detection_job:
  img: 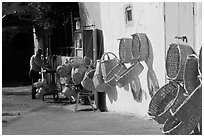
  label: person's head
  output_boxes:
[35,49,42,55]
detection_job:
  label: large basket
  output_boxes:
[116,62,144,88]
[131,33,149,61]
[81,69,96,91]
[93,60,111,92]
[162,85,202,134]
[104,62,127,87]
[162,108,201,135]
[148,81,179,117]
[101,52,119,79]
[119,38,133,63]
[166,43,195,81]
[184,54,200,94]
[154,84,187,124]
[72,65,87,85]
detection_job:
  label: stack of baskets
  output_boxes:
[148,43,202,135]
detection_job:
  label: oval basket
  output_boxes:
[101,52,119,79]
[104,62,127,87]
[166,43,195,81]
[131,33,149,61]
[81,69,96,91]
[184,54,200,94]
[72,65,87,85]
[119,38,133,63]
[62,85,76,98]
[148,81,179,117]
[116,62,144,88]
[154,84,188,124]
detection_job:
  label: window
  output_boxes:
[125,4,133,26]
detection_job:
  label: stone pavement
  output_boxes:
[2,86,163,135]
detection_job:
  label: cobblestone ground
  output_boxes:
[2,86,162,135]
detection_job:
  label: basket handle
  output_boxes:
[101,52,118,61]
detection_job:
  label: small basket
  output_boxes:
[166,43,195,81]
[56,64,72,77]
[154,84,188,124]
[184,54,200,94]
[118,38,133,63]
[72,65,87,85]
[101,52,119,79]
[81,69,96,91]
[84,56,92,67]
[70,56,85,68]
[131,33,149,61]
[62,85,76,98]
[93,60,111,92]
[148,81,179,117]
[147,68,160,97]
[104,62,127,87]
[116,62,144,88]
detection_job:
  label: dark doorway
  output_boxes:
[2,32,34,87]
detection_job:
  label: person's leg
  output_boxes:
[29,70,41,99]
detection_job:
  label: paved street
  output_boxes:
[2,86,163,135]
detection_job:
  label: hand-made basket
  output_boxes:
[116,62,144,88]
[104,62,127,87]
[166,43,195,81]
[131,33,149,61]
[101,52,119,79]
[148,81,179,117]
[147,68,160,97]
[56,64,72,77]
[93,60,111,92]
[154,84,188,124]
[184,54,200,94]
[119,38,133,63]
[72,65,87,85]
[162,85,202,135]
[84,56,92,67]
[81,69,96,91]
[70,56,85,68]
[162,108,201,135]
[62,85,76,98]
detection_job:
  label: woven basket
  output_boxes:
[116,62,144,88]
[84,56,92,67]
[199,47,202,74]
[132,33,149,61]
[70,56,85,68]
[62,85,76,98]
[104,62,127,87]
[184,54,200,94]
[145,37,154,68]
[163,108,202,135]
[148,81,179,117]
[119,38,133,63]
[101,52,119,79]
[81,69,96,91]
[93,60,111,92]
[154,84,188,124]
[56,64,72,77]
[166,43,195,81]
[72,65,87,85]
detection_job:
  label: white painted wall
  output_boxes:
[99,2,165,117]
[82,2,202,117]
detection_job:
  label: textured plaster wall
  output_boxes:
[98,2,165,117]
